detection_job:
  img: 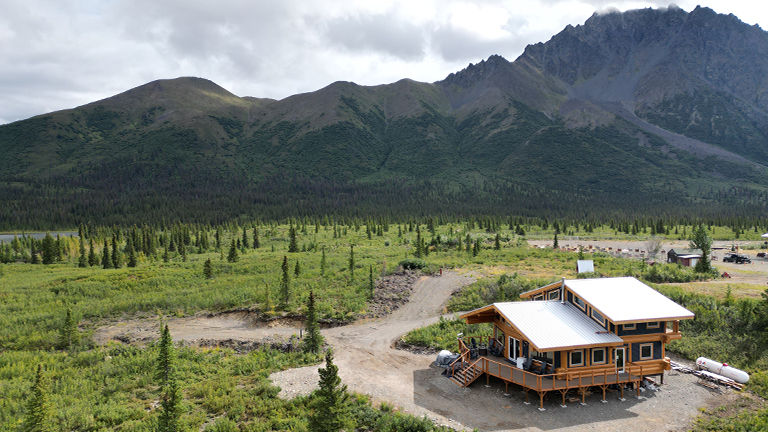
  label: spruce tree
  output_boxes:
[127,240,137,268]
[57,308,79,351]
[102,240,112,269]
[294,260,301,277]
[308,350,351,432]
[203,258,213,279]
[553,233,559,249]
[88,238,97,266]
[253,228,260,249]
[41,233,55,265]
[156,324,174,387]
[320,247,326,277]
[348,244,355,281]
[242,227,249,249]
[163,245,170,263]
[494,233,501,250]
[111,234,121,268]
[78,235,87,267]
[280,256,290,308]
[227,239,238,263]
[303,291,323,354]
[288,225,298,253]
[23,364,54,432]
[369,265,374,298]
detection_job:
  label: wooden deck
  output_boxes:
[448,338,645,409]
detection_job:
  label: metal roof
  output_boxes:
[494,301,623,351]
[564,277,695,323]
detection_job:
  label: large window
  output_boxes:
[569,350,584,366]
[639,343,654,360]
[591,348,606,364]
[573,295,586,310]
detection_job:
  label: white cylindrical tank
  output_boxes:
[696,357,750,383]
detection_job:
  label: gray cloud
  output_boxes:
[0,0,763,124]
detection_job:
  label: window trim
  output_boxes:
[573,295,587,311]
[591,309,606,326]
[591,348,606,365]
[639,343,654,360]
[533,294,544,301]
[622,323,636,331]
[547,290,560,301]
[569,349,585,367]
[646,322,661,329]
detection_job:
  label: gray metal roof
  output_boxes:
[494,301,623,351]
[565,277,695,323]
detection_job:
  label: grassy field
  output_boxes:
[1,222,763,430]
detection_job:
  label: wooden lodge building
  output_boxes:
[451,277,694,409]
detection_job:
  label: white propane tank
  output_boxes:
[696,357,750,384]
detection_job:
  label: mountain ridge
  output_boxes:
[2,5,768,228]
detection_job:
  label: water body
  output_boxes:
[0,232,77,242]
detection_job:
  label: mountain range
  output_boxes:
[3,5,768,228]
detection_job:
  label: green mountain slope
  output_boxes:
[2,6,768,228]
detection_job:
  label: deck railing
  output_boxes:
[454,336,645,392]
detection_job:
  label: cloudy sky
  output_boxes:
[1,0,767,124]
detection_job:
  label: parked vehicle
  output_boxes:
[723,253,751,264]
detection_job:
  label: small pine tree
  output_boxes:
[348,244,355,281]
[308,350,352,432]
[227,239,238,263]
[294,260,301,277]
[102,240,112,269]
[203,258,213,279]
[369,265,374,298]
[57,308,79,351]
[494,233,501,250]
[156,324,174,387]
[553,233,559,249]
[127,241,137,268]
[78,235,87,268]
[320,247,327,277]
[303,291,323,354]
[288,225,298,253]
[253,228,260,249]
[242,227,249,249]
[280,256,290,308]
[472,239,480,257]
[111,234,122,268]
[41,233,55,265]
[23,364,54,432]
[163,245,170,263]
[87,238,97,266]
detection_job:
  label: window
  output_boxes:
[533,294,544,301]
[573,295,586,310]
[532,350,554,362]
[647,322,661,329]
[547,290,560,300]
[591,309,606,326]
[622,323,636,331]
[569,350,584,366]
[592,348,606,364]
[639,343,654,360]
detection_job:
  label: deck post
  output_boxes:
[523,389,530,405]
[660,373,664,385]
[600,385,607,403]
[559,389,568,408]
[538,391,546,411]
[505,381,509,393]
[619,384,625,401]
[580,387,587,406]
[486,374,489,386]
[635,381,640,398]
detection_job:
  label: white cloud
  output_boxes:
[0,0,766,124]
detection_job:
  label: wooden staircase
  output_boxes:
[449,361,484,387]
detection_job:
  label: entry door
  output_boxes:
[508,336,519,361]
[615,347,626,373]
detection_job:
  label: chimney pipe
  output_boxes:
[560,277,565,304]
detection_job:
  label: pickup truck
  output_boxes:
[723,253,751,264]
